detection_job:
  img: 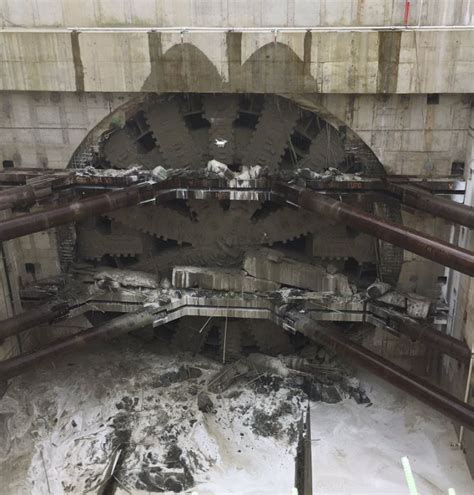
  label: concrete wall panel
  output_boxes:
[397,31,474,93]
[79,32,151,91]
[1,29,472,93]
[1,0,473,28]
[0,92,134,168]
[0,32,76,91]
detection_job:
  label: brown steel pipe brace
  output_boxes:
[0,182,162,241]
[297,319,474,431]
[0,302,69,342]
[0,180,473,276]
[370,303,472,364]
[387,182,474,229]
[0,310,155,380]
[276,183,474,277]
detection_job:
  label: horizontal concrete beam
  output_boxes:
[1,0,472,29]
[0,28,473,93]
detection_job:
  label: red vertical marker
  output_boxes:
[403,1,411,26]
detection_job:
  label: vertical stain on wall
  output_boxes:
[226,32,242,91]
[303,31,312,78]
[377,31,401,93]
[145,31,163,90]
[71,31,85,92]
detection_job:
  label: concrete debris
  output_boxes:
[376,289,431,319]
[376,290,407,308]
[78,165,147,179]
[206,159,235,179]
[296,168,323,180]
[366,281,392,298]
[172,266,280,292]
[197,392,214,413]
[160,277,172,290]
[0,340,310,494]
[207,361,250,393]
[247,353,291,377]
[243,248,352,295]
[406,293,432,319]
[94,268,159,289]
[206,160,264,181]
[325,263,339,275]
[294,167,362,182]
[235,165,264,180]
[151,165,169,182]
[74,163,363,187]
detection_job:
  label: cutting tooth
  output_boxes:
[145,97,202,169]
[242,96,299,172]
[102,129,141,169]
[300,124,345,171]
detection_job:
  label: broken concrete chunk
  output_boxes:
[207,159,235,179]
[376,290,407,308]
[79,165,145,178]
[406,293,431,319]
[296,168,323,180]
[335,274,354,296]
[197,392,214,413]
[326,263,339,275]
[367,281,392,298]
[235,165,264,180]
[247,353,291,377]
[172,266,280,292]
[94,268,159,289]
[376,290,431,319]
[243,248,350,295]
[207,362,250,393]
[151,165,169,182]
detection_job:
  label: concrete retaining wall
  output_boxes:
[0,29,473,93]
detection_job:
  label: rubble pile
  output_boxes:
[74,161,369,186]
[0,335,370,494]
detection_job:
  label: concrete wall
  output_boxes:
[0,29,473,93]
[0,0,472,28]
[0,92,135,169]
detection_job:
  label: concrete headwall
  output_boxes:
[0,28,473,93]
[0,0,472,28]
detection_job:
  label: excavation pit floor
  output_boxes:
[310,372,474,494]
[0,336,307,494]
[0,335,473,494]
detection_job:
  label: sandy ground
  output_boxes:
[1,333,473,495]
[311,372,474,495]
[0,336,305,495]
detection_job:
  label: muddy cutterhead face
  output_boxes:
[76,93,401,287]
